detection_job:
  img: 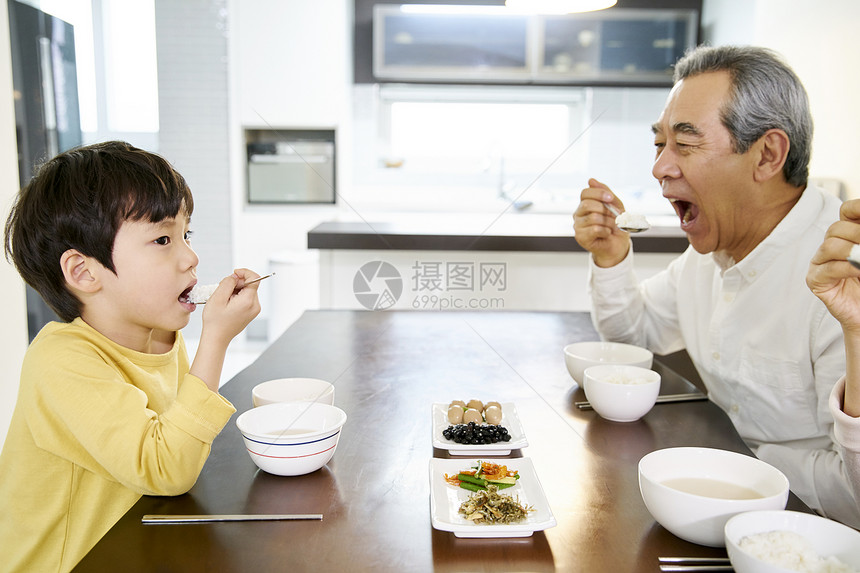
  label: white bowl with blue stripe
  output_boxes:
[236,402,347,476]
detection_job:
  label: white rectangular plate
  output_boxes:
[431,402,528,456]
[429,457,556,538]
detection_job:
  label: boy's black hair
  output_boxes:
[4,140,195,322]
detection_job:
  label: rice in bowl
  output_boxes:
[738,530,855,573]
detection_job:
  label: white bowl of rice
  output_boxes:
[725,510,860,573]
[583,364,661,422]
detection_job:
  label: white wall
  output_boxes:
[754,0,860,200]
[155,0,233,340]
[703,0,860,198]
[0,0,31,446]
[229,0,351,332]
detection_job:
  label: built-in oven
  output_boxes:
[246,129,336,204]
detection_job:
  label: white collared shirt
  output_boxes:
[588,186,859,526]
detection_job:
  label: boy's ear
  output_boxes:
[60,249,101,294]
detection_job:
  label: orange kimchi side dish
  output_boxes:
[478,462,516,481]
[445,462,517,486]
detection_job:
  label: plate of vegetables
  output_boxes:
[429,458,556,538]
[431,401,528,456]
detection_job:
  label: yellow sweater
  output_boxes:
[0,319,236,572]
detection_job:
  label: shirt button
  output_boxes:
[723,293,733,303]
[748,270,757,278]
[731,404,739,413]
[712,352,720,360]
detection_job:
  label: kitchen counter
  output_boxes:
[307,219,689,253]
[305,215,687,312]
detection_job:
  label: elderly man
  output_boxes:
[573,45,856,526]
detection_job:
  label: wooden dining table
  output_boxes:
[74,310,810,572]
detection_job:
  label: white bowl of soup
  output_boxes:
[638,447,789,547]
[236,402,347,476]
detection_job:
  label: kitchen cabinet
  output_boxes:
[541,10,697,84]
[373,8,530,82]
[372,5,698,86]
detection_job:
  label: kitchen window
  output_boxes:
[353,84,591,209]
[38,0,159,143]
[388,100,574,173]
[351,82,672,215]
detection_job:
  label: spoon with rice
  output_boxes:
[604,203,651,233]
[187,272,275,304]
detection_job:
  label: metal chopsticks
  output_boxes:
[575,392,707,410]
[658,556,732,572]
[142,513,322,524]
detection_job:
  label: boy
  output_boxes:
[0,141,261,572]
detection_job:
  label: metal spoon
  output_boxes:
[605,203,651,233]
[848,244,860,270]
[191,273,276,305]
[241,272,276,287]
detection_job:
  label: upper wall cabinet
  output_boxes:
[374,7,531,82]
[372,5,698,87]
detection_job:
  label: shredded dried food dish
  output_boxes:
[738,530,856,573]
[458,484,534,525]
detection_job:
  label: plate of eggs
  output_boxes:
[431,400,528,456]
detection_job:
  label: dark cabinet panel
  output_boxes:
[355,0,702,87]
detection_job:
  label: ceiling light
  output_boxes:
[505,0,617,14]
[399,4,508,14]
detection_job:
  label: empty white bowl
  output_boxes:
[564,341,653,384]
[251,377,334,407]
[726,510,860,573]
[236,402,347,476]
[638,447,789,547]
[583,364,661,422]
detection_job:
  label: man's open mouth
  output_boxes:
[670,199,698,226]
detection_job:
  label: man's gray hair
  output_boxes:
[673,45,812,188]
